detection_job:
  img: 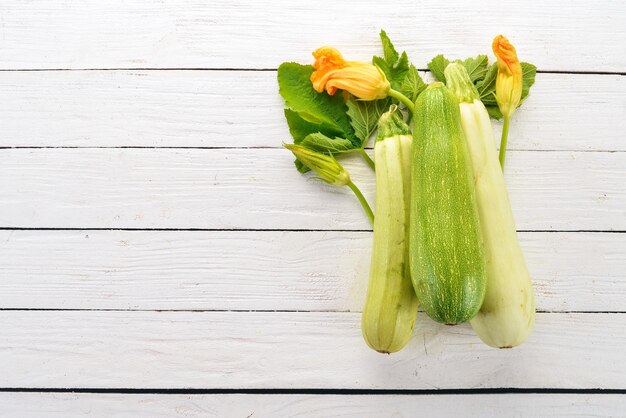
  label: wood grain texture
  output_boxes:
[0,311,624,389]
[1,393,625,418]
[0,71,624,150]
[0,0,624,408]
[0,230,623,312]
[0,0,624,71]
[0,149,623,230]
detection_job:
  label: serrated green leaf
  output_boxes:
[346,97,389,146]
[427,55,450,83]
[520,62,537,103]
[300,133,355,154]
[380,29,400,64]
[374,30,409,90]
[461,55,489,83]
[277,62,357,145]
[399,64,426,102]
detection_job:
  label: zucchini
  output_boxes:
[409,83,486,324]
[445,62,535,348]
[361,106,418,353]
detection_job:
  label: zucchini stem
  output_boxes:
[499,115,510,168]
[358,148,375,170]
[347,180,374,225]
[388,89,415,113]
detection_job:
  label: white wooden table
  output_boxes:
[0,1,625,416]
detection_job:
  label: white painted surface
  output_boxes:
[0,311,624,389]
[0,0,624,415]
[0,0,624,71]
[0,230,623,312]
[1,393,625,418]
[0,71,623,150]
[0,149,623,230]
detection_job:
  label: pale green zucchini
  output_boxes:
[445,62,535,348]
[361,106,418,353]
[409,83,486,325]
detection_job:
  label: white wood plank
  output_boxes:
[0,70,286,149]
[0,311,623,389]
[0,231,622,312]
[0,71,623,151]
[0,149,622,230]
[1,393,625,418]
[0,0,624,71]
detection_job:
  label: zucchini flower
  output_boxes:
[284,143,350,186]
[492,35,523,118]
[284,143,374,224]
[310,47,391,101]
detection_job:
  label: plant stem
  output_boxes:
[347,180,374,225]
[388,89,415,113]
[359,148,375,170]
[499,115,510,169]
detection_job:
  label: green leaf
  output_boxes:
[461,55,489,83]
[295,159,310,173]
[476,61,537,119]
[427,55,451,83]
[284,109,358,172]
[380,29,400,64]
[373,30,409,90]
[346,97,389,146]
[284,109,341,143]
[399,64,427,102]
[520,62,537,103]
[300,133,355,154]
[277,62,357,145]
[477,62,498,107]
[485,105,503,119]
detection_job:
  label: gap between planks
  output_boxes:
[1,392,625,418]
[0,147,624,152]
[0,68,625,75]
[0,309,623,314]
[0,228,623,233]
[0,388,625,395]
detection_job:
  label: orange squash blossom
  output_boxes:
[492,35,523,118]
[310,47,391,101]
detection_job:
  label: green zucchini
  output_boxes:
[409,83,486,324]
[361,106,418,353]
